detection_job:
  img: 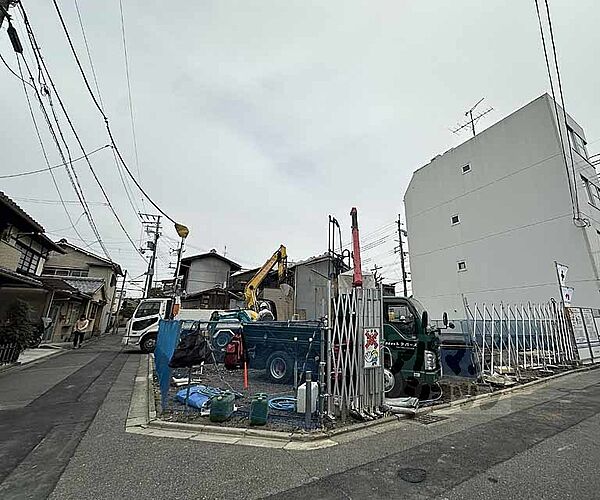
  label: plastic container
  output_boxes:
[296,382,319,414]
[209,392,235,422]
[250,393,269,425]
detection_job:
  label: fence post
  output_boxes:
[305,370,312,428]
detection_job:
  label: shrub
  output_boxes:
[0,299,36,352]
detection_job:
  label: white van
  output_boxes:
[121,298,220,353]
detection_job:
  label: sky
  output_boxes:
[1,1,598,296]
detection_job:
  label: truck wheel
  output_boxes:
[266,351,293,384]
[140,334,157,354]
[384,368,405,398]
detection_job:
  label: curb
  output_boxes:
[125,355,600,449]
[415,362,600,415]
[0,347,68,377]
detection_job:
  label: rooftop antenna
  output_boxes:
[451,97,493,137]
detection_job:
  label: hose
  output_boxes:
[268,396,297,411]
[417,382,443,406]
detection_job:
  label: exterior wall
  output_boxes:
[0,240,19,271]
[293,259,330,320]
[88,266,116,332]
[0,233,47,275]
[184,257,233,294]
[405,94,600,319]
[44,248,118,333]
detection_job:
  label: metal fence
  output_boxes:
[0,343,20,365]
[327,286,384,419]
[464,300,578,379]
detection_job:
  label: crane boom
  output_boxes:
[244,245,287,310]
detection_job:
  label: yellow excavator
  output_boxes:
[244,245,287,312]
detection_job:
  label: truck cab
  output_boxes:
[382,296,441,397]
[121,298,222,353]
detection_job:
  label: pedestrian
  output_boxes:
[73,315,89,349]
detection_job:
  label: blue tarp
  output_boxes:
[174,385,222,409]
[155,319,181,410]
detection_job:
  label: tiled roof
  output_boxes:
[0,191,44,232]
[62,277,105,295]
[0,191,64,253]
[0,266,43,287]
[181,251,241,270]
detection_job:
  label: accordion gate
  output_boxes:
[326,286,384,419]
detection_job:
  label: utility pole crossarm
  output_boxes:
[397,214,408,297]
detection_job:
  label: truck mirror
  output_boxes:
[442,312,448,328]
[421,311,428,330]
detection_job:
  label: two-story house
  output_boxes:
[43,240,123,337]
[0,191,65,331]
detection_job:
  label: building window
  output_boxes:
[581,175,600,208]
[457,261,467,272]
[16,243,41,275]
[44,267,89,277]
[451,214,460,225]
[569,128,588,159]
[462,164,471,174]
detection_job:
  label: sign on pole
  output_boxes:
[363,327,381,368]
[561,286,574,306]
[555,263,569,286]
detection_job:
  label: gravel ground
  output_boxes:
[157,363,319,432]
[154,363,579,430]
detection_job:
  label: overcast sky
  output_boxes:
[1,1,598,295]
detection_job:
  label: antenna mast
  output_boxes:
[451,98,493,137]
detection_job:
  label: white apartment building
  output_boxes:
[405,94,599,319]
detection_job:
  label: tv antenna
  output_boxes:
[451,97,493,137]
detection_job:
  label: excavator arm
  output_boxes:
[244,245,287,310]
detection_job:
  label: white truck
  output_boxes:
[121,298,220,353]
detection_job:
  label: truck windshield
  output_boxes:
[409,298,426,318]
[134,301,161,318]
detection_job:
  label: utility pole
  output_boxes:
[140,213,161,298]
[112,270,127,335]
[168,223,189,319]
[397,214,408,297]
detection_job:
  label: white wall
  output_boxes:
[185,257,232,294]
[405,94,600,319]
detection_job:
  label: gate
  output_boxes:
[464,300,578,379]
[326,286,384,419]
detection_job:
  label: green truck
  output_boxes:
[238,295,442,398]
[382,296,442,398]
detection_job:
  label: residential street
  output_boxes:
[0,334,598,499]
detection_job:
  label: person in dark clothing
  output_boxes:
[73,315,89,349]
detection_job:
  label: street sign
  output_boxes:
[363,327,381,368]
[555,263,569,286]
[561,286,574,305]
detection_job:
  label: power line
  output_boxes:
[15,51,91,247]
[543,0,580,220]
[49,0,180,226]
[118,0,142,184]
[0,49,34,89]
[11,196,107,206]
[0,144,110,179]
[71,0,142,220]
[73,0,103,109]
[18,5,145,262]
[16,18,110,259]
[533,0,579,223]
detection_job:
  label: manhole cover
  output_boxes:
[398,468,427,483]
[415,414,449,425]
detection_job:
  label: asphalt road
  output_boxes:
[1,334,600,499]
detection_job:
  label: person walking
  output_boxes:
[73,315,89,349]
